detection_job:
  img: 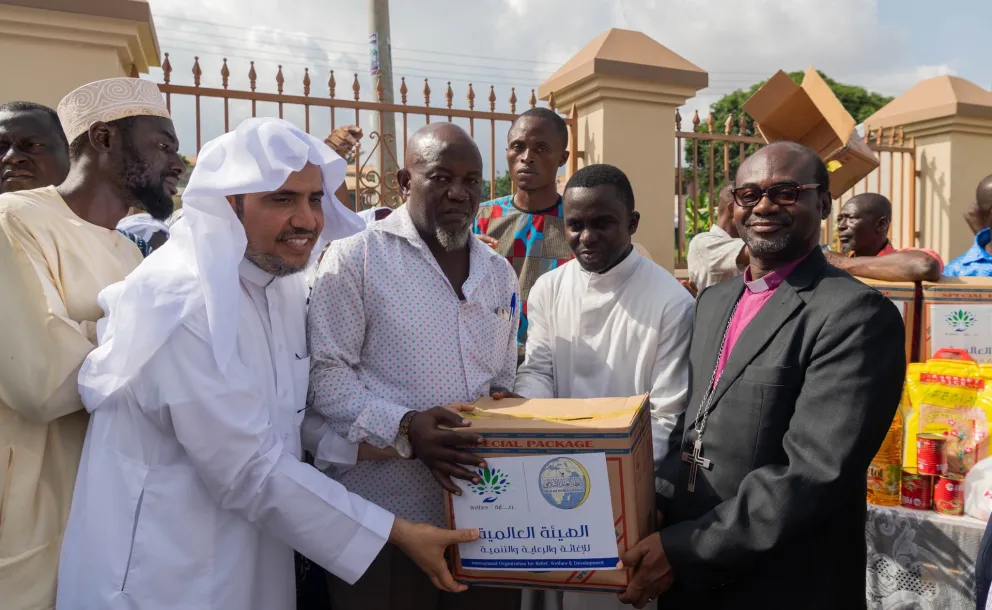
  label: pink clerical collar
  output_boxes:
[742,254,809,294]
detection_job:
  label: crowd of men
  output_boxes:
[1,75,969,610]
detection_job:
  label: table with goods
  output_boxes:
[866,350,992,609]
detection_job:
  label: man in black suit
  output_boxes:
[618,141,906,609]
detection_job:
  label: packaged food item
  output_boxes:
[900,468,932,510]
[933,474,965,516]
[867,413,902,506]
[917,433,948,475]
[902,350,992,475]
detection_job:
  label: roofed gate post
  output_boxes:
[539,29,708,271]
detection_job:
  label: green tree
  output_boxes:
[481,172,514,200]
[683,71,893,191]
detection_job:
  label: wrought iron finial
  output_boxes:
[192,56,202,87]
[706,114,715,133]
[303,68,311,97]
[400,76,408,104]
[488,85,496,112]
[529,89,537,109]
[377,74,385,103]
[162,53,172,84]
[352,73,360,101]
[423,78,431,107]
[249,61,257,92]
[221,58,230,89]
[738,113,747,136]
[467,83,475,110]
[692,110,701,132]
[509,88,517,114]
[548,90,556,111]
[276,65,284,94]
[445,82,453,109]
[724,114,733,135]
[329,70,336,98]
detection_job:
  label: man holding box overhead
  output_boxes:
[618,142,906,609]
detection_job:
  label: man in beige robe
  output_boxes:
[0,77,185,609]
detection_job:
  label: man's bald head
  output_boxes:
[977,174,992,209]
[715,184,738,237]
[837,193,892,256]
[738,141,830,192]
[404,122,482,169]
[398,122,484,252]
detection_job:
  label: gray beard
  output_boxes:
[436,226,470,251]
[740,226,793,255]
[245,244,307,277]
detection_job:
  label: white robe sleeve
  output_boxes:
[649,293,694,467]
[513,273,556,399]
[142,313,392,584]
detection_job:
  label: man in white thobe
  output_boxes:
[509,164,694,610]
[57,118,477,609]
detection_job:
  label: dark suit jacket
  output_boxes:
[655,249,906,610]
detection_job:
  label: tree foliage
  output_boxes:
[481,172,514,200]
[682,71,893,191]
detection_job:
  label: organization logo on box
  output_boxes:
[539,457,590,510]
[467,467,511,504]
[931,304,992,362]
[945,309,977,333]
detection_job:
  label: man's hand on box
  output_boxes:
[409,405,485,495]
[490,386,522,400]
[617,532,675,609]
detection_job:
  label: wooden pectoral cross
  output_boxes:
[681,438,712,492]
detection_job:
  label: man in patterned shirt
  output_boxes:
[309,123,521,609]
[474,107,572,358]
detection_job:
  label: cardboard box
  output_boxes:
[445,395,654,593]
[856,277,919,362]
[742,67,879,199]
[922,277,992,362]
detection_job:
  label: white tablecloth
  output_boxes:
[867,504,986,609]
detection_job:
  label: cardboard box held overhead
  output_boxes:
[444,395,654,593]
[743,67,879,199]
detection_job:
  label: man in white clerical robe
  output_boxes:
[57,118,476,610]
[510,164,694,610]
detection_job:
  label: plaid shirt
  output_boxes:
[473,194,573,348]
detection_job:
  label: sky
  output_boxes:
[145,0,992,177]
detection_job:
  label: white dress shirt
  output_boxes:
[57,259,393,610]
[308,205,520,526]
[514,249,694,466]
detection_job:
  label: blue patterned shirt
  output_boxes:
[944,228,992,277]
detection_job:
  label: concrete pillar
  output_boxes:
[864,76,992,262]
[538,29,708,271]
[0,0,160,108]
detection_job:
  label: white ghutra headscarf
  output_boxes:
[79,117,365,410]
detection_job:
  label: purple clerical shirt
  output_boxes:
[713,254,809,384]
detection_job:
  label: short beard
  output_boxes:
[742,230,794,255]
[235,196,307,277]
[435,225,470,251]
[244,245,306,277]
[121,142,174,221]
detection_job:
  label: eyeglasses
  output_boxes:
[732,183,821,208]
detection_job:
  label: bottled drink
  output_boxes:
[867,414,903,506]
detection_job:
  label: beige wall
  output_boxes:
[559,76,698,270]
[0,37,125,107]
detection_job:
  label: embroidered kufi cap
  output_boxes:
[57,77,171,143]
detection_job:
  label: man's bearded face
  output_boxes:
[232,163,325,276]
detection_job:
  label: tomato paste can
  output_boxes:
[900,468,932,510]
[933,474,964,516]
[917,433,948,476]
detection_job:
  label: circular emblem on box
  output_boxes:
[538,457,590,510]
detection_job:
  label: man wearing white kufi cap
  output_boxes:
[56,117,478,609]
[0,77,184,610]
